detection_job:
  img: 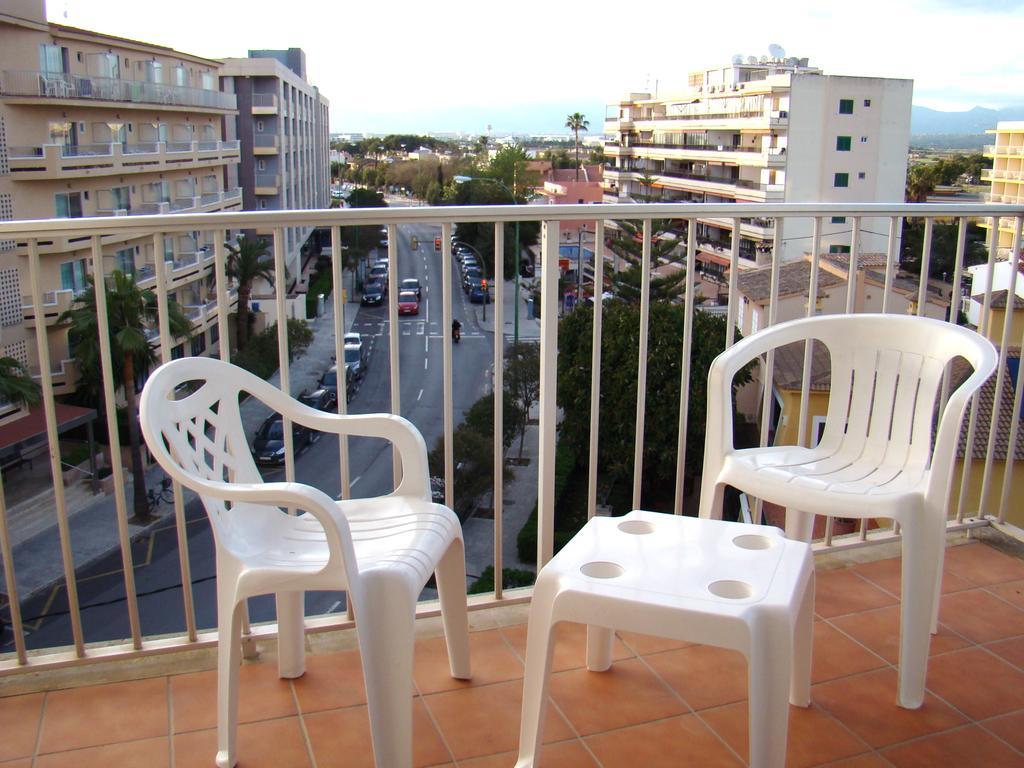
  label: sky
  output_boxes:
[48,0,1024,135]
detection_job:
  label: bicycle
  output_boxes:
[146,476,175,514]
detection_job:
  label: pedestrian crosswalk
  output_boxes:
[350,320,486,339]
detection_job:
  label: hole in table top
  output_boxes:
[581,561,624,579]
[733,534,773,550]
[708,580,753,599]
[618,520,655,535]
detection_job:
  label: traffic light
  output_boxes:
[411,236,418,249]
[481,279,488,291]
[434,237,441,252]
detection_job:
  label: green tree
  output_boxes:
[901,219,988,281]
[607,219,688,302]
[505,342,540,458]
[0,357,40,407]
[557,302,747,507]
[62,271,192,521]
[225,235,274,350]
[342,188,389,276]
[565,112,589,182]
[905,163,941,203]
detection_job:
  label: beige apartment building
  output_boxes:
[0,0,242,410]
[981,121,1024,257]
[604,56,912,279]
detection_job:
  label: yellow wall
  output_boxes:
[949,459,1024,527]
[774,387,831,447]
[985,307,1024,347]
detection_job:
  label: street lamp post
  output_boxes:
[453,174,521,344]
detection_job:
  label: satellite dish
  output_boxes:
[747,55,757,64]
[786,57,799,66]
[731,54,743,65]
[768,43,785,59]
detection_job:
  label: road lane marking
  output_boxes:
[424,336,428,352]
[417,388,423,401]
[351,475,361,486]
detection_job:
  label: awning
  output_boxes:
[0,403,97,454]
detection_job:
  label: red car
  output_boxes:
[397,290,419,315]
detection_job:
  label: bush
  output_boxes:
[305,264,334,318]
[234,319,313,380]
[516,441,579,564]
[468,566,536,595]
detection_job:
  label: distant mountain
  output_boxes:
[911,105,1024,136]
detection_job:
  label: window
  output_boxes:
[55,192,82,218]
[834,173,849,188]
[60,259,87,292]
[858,172,866,180]
[257,159,266,171]
[831,216,846,224]
[829,244,851,254]
[174,65,187,87]
[116,247,135,275]
[860,136,869,143]
[864,99,872,107]
[190,333,207,356]
[836,136,852,152]
[838,99,854,115]
[256,120,264,132]
[171,343,184,360]
[210,323,219,345]
[258,200,267,209]
[38,44,65,74]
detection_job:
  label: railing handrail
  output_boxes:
[2,202,1022,240]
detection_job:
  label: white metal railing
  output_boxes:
[0,201,1021,676]
[0,70,237,110]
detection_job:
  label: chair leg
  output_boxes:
[586,625,614,672]
[790,570,814,707]
[434,538,471,680]
[748,610,793,768]
[357,574,417,768]
[276,590,306,679]
[698,480,726,520]
[785,509,814,543]
[216,595,244,768]
[897,515,944,709]
[514,574,561,768]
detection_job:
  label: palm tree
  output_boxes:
[225,234,275,349]
[0,357,40,408]
[565,112,590,182]
[62,271,192,521]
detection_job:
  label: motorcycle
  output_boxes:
[452,323,461,343]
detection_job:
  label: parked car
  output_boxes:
[465,275,486,296]
[319,364,356,402]
[369,264,388,284]
[343,340,366,379]
[468,284,491,304]
[400,278,422,299]
[462,268,482,292]
[460,257,479,273]
[397,291,420,315]
[343,331,361,347]
[252,414,313,465]
[362,279,385,305]
[298,387,337,412]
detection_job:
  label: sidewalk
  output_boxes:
[3,297,355,602]
[470,274,542,342]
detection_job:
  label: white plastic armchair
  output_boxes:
[699,314,996,710]
[140,357,471,768]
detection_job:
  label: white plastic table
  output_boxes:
[514,510,815,768]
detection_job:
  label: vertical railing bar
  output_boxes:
[213,231,231,364]
[387,224,401,490]
[824,516,835,546]
[725,217,740,349]
[796,217,822,449]
[631,219,652,511]
[673,220,696,516]
[272,228,294,483]
[881,216,900,313]
[493,224,505,598]
[957,217,1000,520]
[88,235,142,649]
[588,221,605,520]
[0,472,26,662]
[155,231,197,643]
[329,226,351,499]
[940,218,969,412]
[917,218,934,316]
[537,220,560,567]
[844,217,861,314]
[754,217,785,523]
[999,260,1024,524]
[442,223,454,511]
[979,215,1022,518]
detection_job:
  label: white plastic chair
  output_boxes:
[140,357,471,768]
[699,314,997,709]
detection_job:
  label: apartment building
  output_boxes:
[604,56,913,277]
[0,0,242,405]
[981,121,1024,258]
[219,49,330,281]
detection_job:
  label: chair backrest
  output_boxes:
[140,357,269,538]
[792,314,996,478]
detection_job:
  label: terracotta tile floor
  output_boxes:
[5,539,1024,767]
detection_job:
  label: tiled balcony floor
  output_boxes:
[4,537,1024,767]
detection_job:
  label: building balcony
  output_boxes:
[252,93,278,114]
[255,174,281,194]
[0,201,1022,767]
[253,134,280,154]
[984,144,1024,158]
[20,288,74,327]
[0,70,236,111]
[5,140,240,180]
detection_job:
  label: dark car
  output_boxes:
[462,267,482,292]
[460,257,479,274]
[465,275,486,297]
[252,414,313,465]
[319,364,356,403]
[298,387,336,412]
[362,279,385,305]
[469,284,491,304]
[400,277,422,299]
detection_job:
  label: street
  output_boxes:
[4,219,497,651]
